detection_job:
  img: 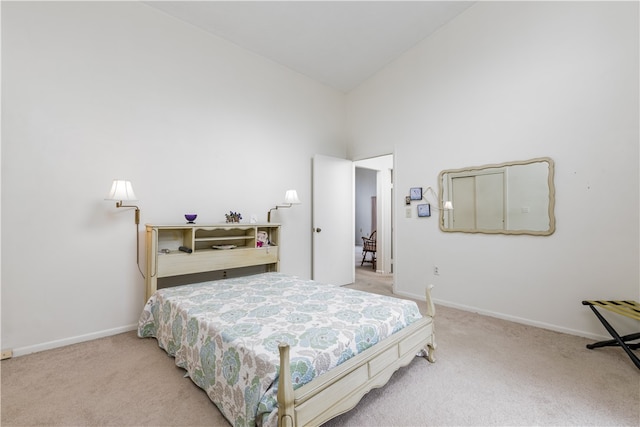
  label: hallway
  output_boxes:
[352,245,393,296]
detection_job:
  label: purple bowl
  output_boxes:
[185,214,197,224]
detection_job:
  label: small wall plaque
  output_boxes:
[417,204,431,217]
[410,187,422,200]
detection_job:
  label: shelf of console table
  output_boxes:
[144,223,281,301]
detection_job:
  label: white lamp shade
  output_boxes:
[106,180,138,201]
[443,200,453,210]
[284,189,301,204]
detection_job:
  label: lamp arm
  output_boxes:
[267,203,294,222]
[114,201,144,278]
[115,201,140,224]
[134,222,144,278]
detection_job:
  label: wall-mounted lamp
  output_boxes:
[105,179,143,277]
[105,180,140,224]
[267,189,301,222]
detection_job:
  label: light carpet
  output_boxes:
[2,266,638,426]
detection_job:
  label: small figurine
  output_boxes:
[225,211,242,223]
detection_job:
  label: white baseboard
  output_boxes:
[12,324,138,357]
[392,289,610,342]
[10,295,611,357]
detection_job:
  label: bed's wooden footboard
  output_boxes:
[278,286,436,427]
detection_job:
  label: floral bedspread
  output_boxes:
[137,272,422,427]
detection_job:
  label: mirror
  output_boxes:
[439,157,555,235]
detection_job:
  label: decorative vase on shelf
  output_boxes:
[185,214,197,224]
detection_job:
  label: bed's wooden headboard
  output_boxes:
[144,223,281,301]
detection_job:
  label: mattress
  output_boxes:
[137,272,422,427]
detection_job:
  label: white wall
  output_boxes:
[3,1,638,356]
[1,2,345,354]
[347,2,639,338]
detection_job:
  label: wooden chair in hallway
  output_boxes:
[361,230,377,269]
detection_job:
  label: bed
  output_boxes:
[138,271,435,426]
[139,223,436,426]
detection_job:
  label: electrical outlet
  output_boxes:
[1,349,13,360]
[433,266,440,276]
[405,207,412,218]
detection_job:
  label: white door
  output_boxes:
[312,154,354,285]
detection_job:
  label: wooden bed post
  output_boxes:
[425,284,436,318]
[425,284,437,363]
[278,343,295,427]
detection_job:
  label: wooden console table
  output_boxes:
[145,223,280,301]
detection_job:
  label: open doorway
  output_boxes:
[355,168,377,268]
[354,155,394,292]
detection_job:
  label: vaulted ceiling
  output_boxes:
[144,1,475,92]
